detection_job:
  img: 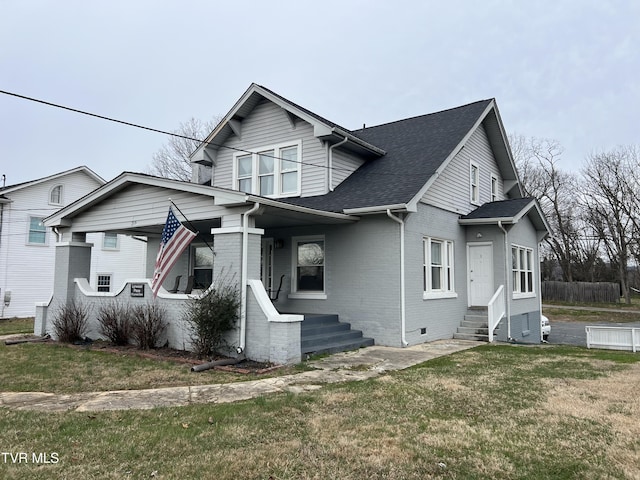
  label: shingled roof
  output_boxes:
[282,99,494,212]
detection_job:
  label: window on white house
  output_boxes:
[470,163,480,204]
[103,233,119,250]
[49,185,63,205]
[491,174,498,202]
[423,237,455,297]
[293,236,325,293]
[512,245,534,295]
[97,274,112,292]
[234,142,301,197]
[28,217,46,244]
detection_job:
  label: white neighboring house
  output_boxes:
[0,166,146,318]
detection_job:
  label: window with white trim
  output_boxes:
[103,233,119,250]
[97,274,112,292]
[470,163,480,204]
[291,236,325,296]
[28,217,47,245]
[49,185,63,205]
[512,245,534,295]
[491,174,498,202]
[233,141,301,197]
[191,245,214,290]
[423,237,455,298]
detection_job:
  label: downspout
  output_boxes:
[328,136,348,192]
[387,210,408,347]
[498,221,512,340]
[238,202,261,354]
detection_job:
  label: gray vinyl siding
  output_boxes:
[403,204,469,343]
[331,149,365,188]
[69,184,235,232]
[423,123,504,214]
[212,99,328,198]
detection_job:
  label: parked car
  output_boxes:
[541,315,551,341]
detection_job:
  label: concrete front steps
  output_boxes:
[301,314,374,356]
[453,308,490,342]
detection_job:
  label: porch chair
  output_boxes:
[168,275,182,293]
[183,275,194,294]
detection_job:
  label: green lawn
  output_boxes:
[1,345,639,479]
[0,317,34,335]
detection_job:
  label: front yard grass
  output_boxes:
[0,342,306,394]
[1,344,640,479]
[0,317,34,335]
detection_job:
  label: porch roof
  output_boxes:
[458,197,551,236]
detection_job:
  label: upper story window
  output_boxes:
[233,141,301,198]
[470,163,480,204]
[423,237,456,299]
[491,174,498,202]
[49,185,63,205]
[28,217,47,245]
[103,233,119,250]
[512,245,534,297]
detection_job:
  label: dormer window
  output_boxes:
[49,185,63,205]
[233,141,301,197]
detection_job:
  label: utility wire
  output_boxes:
[0,89,409,177]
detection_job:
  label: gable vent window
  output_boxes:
[234,141,301,198]
[49,185,63,205]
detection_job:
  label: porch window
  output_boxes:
[233,141,301,197]
[97,274,112,292]
[192,245,214,290]
[512,245,534,296]
[291,236,325,298]
[423,237,456,299]
[470,162,480,204]
[28,217,47,245]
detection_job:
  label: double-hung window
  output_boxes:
[234,141,301,197]
[290,236,326,299]
[512,245,534,296]
[103,233,119,250]
[97,274,112,292]
[28,217,47,245]
[423,237,456,299]
[470,162,480,204]
[491,174,499,202]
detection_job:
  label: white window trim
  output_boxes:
[48,184,63,206]
[102,232,119,250]
[512,244,535,299]
[470,162,480,205]
[490,174,499,202]
[423,237,457,300]
[289,235,327,300]
[26,216,48,246]
[232,140,302,198]
[96,273,113,292]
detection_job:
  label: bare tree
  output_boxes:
[148,117,220,181]
[581,146,640,303]
[509,134,594,282]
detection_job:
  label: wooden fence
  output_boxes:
[541,281,620,303]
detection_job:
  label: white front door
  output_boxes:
[468,243,494,306]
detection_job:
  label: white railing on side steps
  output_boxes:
[487,285,505,343]
[586,326,640,352]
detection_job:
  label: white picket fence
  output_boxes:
[585,326,640,352]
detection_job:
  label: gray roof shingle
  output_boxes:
[282,99,493,212]
[460,197,536,220]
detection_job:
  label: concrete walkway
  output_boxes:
[0,338,481,412]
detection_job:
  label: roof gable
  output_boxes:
[0,166,104,195]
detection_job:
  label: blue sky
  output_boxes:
[1,0,638,185]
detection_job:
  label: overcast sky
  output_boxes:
[1,0,638,186]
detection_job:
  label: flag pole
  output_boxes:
[168,198,215,255]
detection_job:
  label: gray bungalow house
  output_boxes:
[40,83,549,364]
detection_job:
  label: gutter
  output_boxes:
[328,136,348,192]
[386,209,408,347]
[498,220,512,340]
[238,202,261,354]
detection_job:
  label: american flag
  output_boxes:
[151,207,197,297]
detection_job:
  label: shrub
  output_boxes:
[96,301,132,346]
[184,279,240,358]
[51,300,89,343]
[130,303,167,350]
